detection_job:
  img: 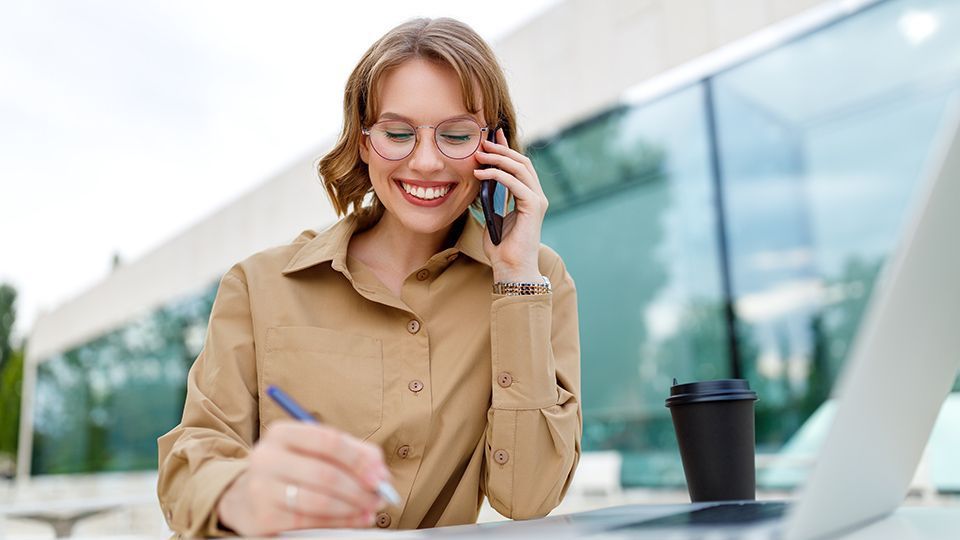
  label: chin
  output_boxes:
[392,207,465,235]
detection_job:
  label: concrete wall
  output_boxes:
[500,0,827,141]
[26,152,337,365]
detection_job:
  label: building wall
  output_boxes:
[500,0,827,141]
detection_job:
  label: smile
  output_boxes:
[395,180,457,206]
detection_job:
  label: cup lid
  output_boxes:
[665,378,758,408]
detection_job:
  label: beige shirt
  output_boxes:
[157,211,582,537]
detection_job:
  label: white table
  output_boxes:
[282,503,960,539]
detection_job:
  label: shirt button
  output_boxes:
[165,508,172,522]
[376,512,392,528]
[497,372,513,388]
[406,319,421,334]
[416,269,430,281]
[408,380,424,393]
[397,445,411,459]
[446,253,459,263]
[494,449,510,465]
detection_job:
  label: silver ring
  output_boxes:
[285,483,299,512]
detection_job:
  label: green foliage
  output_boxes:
[0,284,16,370]
[0,283,23,477]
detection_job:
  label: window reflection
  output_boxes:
[32,282,218,474]
[537,84,727,487]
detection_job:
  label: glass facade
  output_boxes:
[534,0,960,486]
[713,0,960,453]
[31,283,217,474]
[532,85,729,486]
[31,0,960,482]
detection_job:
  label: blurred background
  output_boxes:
[2,0,959,537]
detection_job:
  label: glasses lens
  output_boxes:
[436,119,482,159]
[369,121,416,160]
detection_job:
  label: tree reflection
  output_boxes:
[31,281,218,474]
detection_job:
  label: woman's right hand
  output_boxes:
[216,420,390,536]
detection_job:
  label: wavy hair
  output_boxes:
[318,17,521,218]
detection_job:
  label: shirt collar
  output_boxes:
[281,209,491,276]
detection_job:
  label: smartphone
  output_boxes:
[479,126,508,245]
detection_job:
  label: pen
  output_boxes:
[265,385,402,507]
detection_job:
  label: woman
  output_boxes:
[158,17,581,538]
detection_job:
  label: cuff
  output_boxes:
[490,293,558,409]
[183,459,249,537]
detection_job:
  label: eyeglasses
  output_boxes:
[362,117,490,161]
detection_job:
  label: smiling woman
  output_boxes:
[156,17,581,538]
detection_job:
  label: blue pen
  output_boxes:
[266,385,402,507]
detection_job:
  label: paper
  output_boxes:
[280,528,426,538]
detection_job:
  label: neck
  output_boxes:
[351,211,459,277]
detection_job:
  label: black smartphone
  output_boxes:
[479,126,508,245]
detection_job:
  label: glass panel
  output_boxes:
[535,84,729,487]
[713,0,960,485]
[529,106,668,213]
[31,282,218,474]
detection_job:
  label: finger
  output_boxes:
[269,477,369,520]
[474,150,531,186]
[483,130,538,179]
[474,168,542,213]
[480,139,545,199]
[260,451,382,512]
[268,422,388,488]
[284,508,375,533]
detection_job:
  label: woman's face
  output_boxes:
[359,58,484,236]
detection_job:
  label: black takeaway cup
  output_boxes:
[665,378,759,502]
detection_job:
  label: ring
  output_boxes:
[285,483,299,512]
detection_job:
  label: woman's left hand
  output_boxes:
[474,128,549,283]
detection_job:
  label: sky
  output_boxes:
[0,0,559,340]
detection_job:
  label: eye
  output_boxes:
[385,131,415,142]
[375,121,415,142]
[438,131,475,145]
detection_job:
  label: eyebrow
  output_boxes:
[377,112,481,124]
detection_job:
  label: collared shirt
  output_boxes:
[157,211,581,537]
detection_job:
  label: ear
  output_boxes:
[359,134,370,164]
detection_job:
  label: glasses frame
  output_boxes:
[361,117,491,161]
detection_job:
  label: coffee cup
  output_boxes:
[666,378,759,502]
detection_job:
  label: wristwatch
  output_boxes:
[492,275,552,296]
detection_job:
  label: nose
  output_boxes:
[407,129,444,174]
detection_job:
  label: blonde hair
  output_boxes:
[318,17,522,217]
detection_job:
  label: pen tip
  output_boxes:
[379,481,402,506]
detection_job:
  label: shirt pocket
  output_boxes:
[261,326,383,441]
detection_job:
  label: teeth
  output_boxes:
[401,182,451,200]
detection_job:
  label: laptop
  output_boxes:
[584,103,960,539]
